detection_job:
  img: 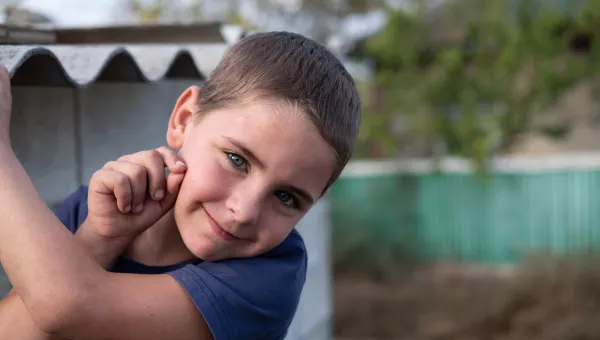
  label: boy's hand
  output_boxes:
[85,147,187,241]
[0,65,12,147]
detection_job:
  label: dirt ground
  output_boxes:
[333,257,600,340]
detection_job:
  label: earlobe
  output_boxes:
[166,86,201,149]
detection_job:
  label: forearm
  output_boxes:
[0,223,128,338]
[0,148,105,330]
[0,290,65,340]
[0,229,124,339]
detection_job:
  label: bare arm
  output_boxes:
[0,69,213,340]
[0,290,62,340]
[0,224,130,340]
[0,274,213,340]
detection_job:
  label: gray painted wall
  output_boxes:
[286,199,333,340]
[3,81,332,340]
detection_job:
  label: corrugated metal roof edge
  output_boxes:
[0,43,230,87]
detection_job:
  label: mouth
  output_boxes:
[204,209,240,242]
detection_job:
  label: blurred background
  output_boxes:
[3,0,600,339]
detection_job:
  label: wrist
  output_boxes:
[75,220,133,269]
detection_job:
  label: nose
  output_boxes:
[225,187,262,226]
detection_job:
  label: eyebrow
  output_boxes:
[222,136,316,206]
[223,136,266,169]
[282,185,315,206]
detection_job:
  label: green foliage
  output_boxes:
[127,0,169,24]
[361,0,600,171]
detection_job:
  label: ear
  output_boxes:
[167,86,201,150]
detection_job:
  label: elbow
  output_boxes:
[25,286,83,335]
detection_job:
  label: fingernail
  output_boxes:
[175,161,186,168]
[154,189,164,200]
[135,204,144,213]
[124,205,131,213]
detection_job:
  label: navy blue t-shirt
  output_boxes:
[54,186,308,340]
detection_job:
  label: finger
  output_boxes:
[0,65,9,78]
[91,169,133,213]
[0,65,11,90]
[154,146,187,174]
[159,172,186,213]
[104,161,148,214]
[117,151,164,202]
[130,147,186,201]
[140,149,170,201]
[0,66,11,105]
[0,65,12,141]
[120,149,174,201]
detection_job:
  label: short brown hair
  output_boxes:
[198,31,361,192]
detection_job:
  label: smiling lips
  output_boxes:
[204,209,240,242]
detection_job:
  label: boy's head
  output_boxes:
[166,31,361,261]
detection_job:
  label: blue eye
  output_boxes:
[226,152,247,171]
[275,191,297,209]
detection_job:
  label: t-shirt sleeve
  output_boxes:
[53,186,89,234]
[168,231,308,340]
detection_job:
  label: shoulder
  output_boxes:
[53,186,89,234]
[169,230,307,340]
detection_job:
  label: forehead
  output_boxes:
[194,100,337,194]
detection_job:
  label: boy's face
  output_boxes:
[167,87,337,261]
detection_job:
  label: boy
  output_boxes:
[0,31,361,340]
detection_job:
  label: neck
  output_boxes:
[124,209,196,266]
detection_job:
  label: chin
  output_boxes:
[195,250,225,262]
[182,235,227,261]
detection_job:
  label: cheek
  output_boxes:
[177,151,230,205]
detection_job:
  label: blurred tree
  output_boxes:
[221,0,258,30]
[253,0,387,42]
[123,0,388,42]
[126,0,167,24]
[358,0,600,170]
[126,0,204,24]
[124,0,259,29]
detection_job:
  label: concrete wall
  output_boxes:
[10,86,79,205]
[2,81,332,340]
[286,199,333,340]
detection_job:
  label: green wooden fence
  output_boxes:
[329,155,600,266]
